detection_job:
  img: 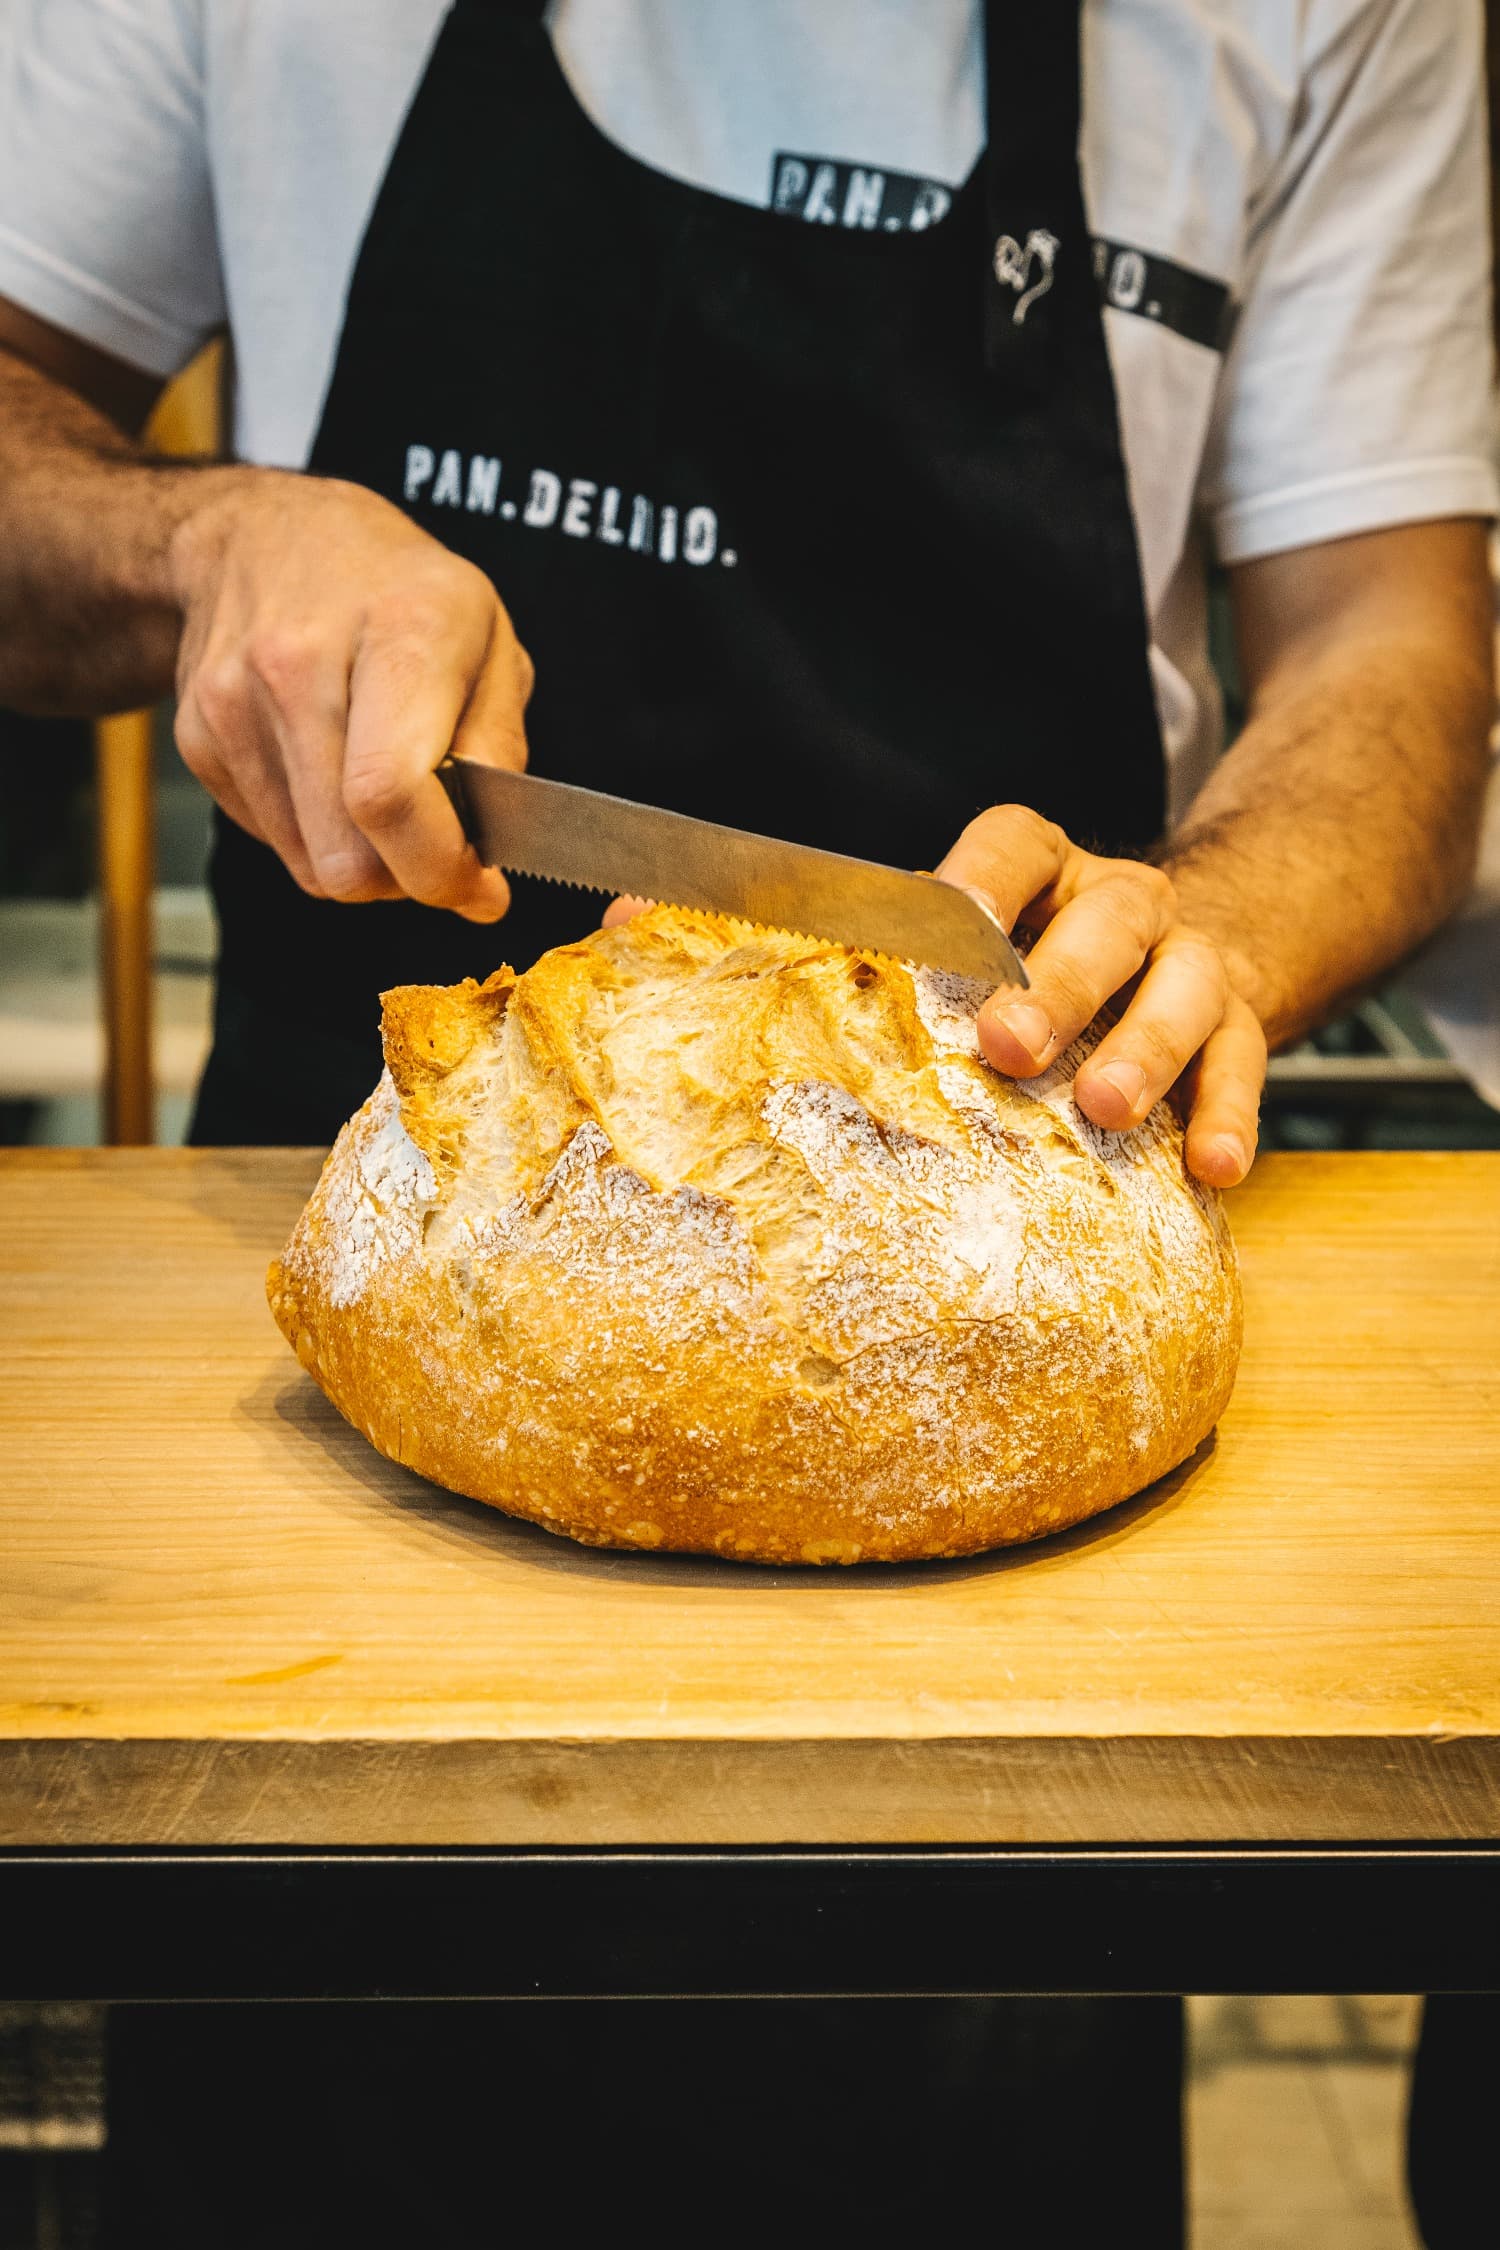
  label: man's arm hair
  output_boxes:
[1163,518,1494,1048]
[0,297,218,713]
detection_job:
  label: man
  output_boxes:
[0,1,1492,2242]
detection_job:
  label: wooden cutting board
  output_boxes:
[1,1147,1496,1846]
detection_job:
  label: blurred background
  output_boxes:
[0,1993,1438,2250]
[0,348,219,1150]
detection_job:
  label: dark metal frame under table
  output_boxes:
[4,1844,1497,2002]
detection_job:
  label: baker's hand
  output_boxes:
[937,805,1266,1187]
[169,469,531,919]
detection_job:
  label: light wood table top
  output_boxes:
[2,1147,1497,1847]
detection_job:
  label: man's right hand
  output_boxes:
[169,469,531,920]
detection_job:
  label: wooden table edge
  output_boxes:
[4,1729,1496,1846]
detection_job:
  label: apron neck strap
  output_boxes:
[983,0,1083,184]
[981,0,1086,383]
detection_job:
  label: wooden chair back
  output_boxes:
[96,345,222,1142]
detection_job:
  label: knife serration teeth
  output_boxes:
[601,898,911,968]
[498,862,610,894]
[702,911,903,965]
[496,867,919,973]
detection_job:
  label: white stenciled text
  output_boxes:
[401,445,737,569]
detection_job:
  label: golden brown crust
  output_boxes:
[268,908,1242,1563]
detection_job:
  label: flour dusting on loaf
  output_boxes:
[269,907,1241,1562]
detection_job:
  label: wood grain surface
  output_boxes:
[2,1147,1497,1846]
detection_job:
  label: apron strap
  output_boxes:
[982,0,1086,385]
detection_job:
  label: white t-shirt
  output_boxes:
[0,0,1495,814]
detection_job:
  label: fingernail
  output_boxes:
[1209,1134,1249,1179]
[317,848,380,894]
[958,882,1001,922]
[1091,1060,1148,1117]
[996,1001,1054,1062]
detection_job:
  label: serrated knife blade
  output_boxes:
[441,761,1027,989]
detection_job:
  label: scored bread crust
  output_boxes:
[268,907,1242,1564]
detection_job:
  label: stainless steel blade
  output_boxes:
[441,761,1027,988]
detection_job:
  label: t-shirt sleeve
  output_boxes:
[0,0,224,378]
[1199,0,1499,565]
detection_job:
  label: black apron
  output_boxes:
[191,0,1163,1146]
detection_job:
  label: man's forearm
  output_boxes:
[1163,562,1493,1050]
[0,343,226,714]
[0,327,528,917]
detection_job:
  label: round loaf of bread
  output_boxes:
[269,907,1241,1563]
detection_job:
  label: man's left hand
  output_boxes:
[937,804,1267,1189]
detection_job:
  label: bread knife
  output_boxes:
[440,760,1028,989]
